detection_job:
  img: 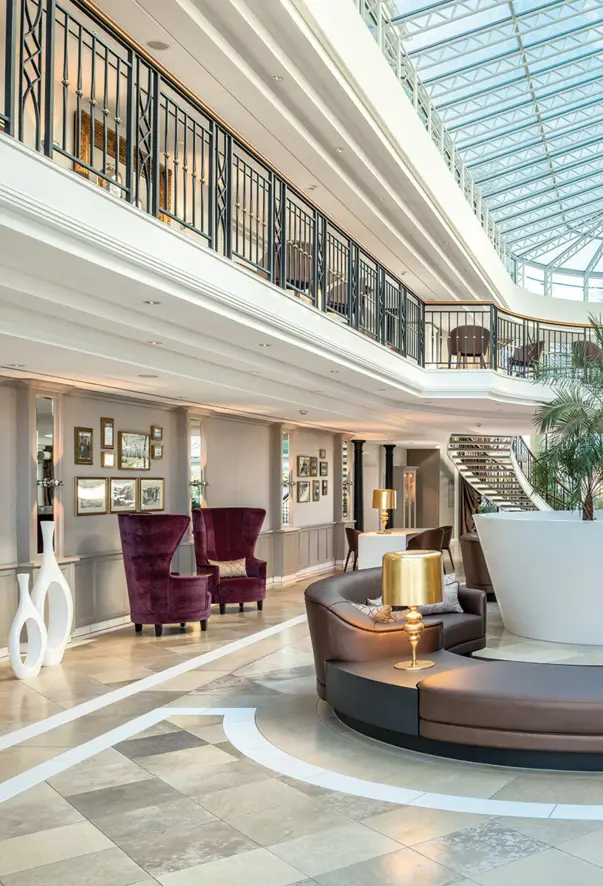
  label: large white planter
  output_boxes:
[31,521,73,666]
[475,510,603,645]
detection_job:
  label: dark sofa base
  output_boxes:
[336,711,603,771]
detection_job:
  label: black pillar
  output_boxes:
[383,444,396,529]
[352,439,365,531]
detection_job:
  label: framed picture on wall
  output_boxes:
[140,477,165,511]
[101,417,114,450]
[297,455,310,477]
[322,480,328,496]
[319,449,326,459]
[74,427,94,465]
[110,477,137,513]
[101,451,115,468]
[151,443,163,460]
[75,477,107,515]
[312,480,320,502]
[319,461,328,476]
[151,425,163,441]
[310,457,318,477]
[118,432,150,470]
[297,480,311,503]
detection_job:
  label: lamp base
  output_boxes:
[376,530,391,535]
[394,659,435,671]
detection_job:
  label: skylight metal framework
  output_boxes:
[355,0,603,298]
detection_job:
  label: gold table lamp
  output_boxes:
[372,488,396,533]
[382,549,443,670]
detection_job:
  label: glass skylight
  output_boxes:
[392,0,603,276]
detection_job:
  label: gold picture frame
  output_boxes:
[139,477,165,511]
[297,455,310,477]
[118,431,150,471]
[151,425,163,441]
[319,461,328,477]
[101,451,115,469]
[319,449,326,459]
[74,111,172,224]
[310,457,318,477]
[75,477,107,516]
[151,443,163,460]
[322,479,328,496]
[74,427,94,465]
[101,417,114,450]
[109,477,137,513]
[312,480,320,502]
[297,480,310,503]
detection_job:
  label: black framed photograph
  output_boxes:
[140,477,165,511]
[319,461,328,477]
[151,443,163,460]
[75,477,106,515]
[297,480,311,503]
[310,457,318,477]
[110,477,137,513]
[118,432,150,470]
[297,455,310,477]
[151,425,163,441]
[322,479,328,496]
[319,449,326,459]
[74,427,94,465]
[312,480,320,502]
[101,451,115,468]
[101,417,114,450]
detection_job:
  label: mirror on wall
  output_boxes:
[36,396,55,554]
[189,418,207,509]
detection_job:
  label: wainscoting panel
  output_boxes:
[73,553,128,628]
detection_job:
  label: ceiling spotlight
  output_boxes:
[307,185,317,191]
[6,363,25,368]
[147,40,170,51]
[272,74,284,81]
[329,369,340,374]
[334,146,344,153]
[138,373,158,378]
[377,388,387,392]
[299,409,308,415]
[315,390,325,394]
[147,340,162,345]
[248,370,261,375]
[143,300,161,305]
[258,343,271,348]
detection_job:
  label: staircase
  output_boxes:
[447,435,550,512]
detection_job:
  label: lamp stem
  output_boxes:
[394,605,435,671]
[379,509,390,534]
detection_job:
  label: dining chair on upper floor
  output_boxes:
[448,325,490,368]
[344,527,360,572]
[507,341,545,377]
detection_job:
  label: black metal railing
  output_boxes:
[512,437,573,511]
[1,0,602,376]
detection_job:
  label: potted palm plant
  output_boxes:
[475,316,603,644]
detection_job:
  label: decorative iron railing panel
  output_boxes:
[1,0,602,379]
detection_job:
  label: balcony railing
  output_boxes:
[1,0,601,380]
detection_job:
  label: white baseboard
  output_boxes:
[72,615,131,638]
[269,561,336,587]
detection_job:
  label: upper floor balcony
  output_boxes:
[1,0,601,396]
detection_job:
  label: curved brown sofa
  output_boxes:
[305,568,486,700]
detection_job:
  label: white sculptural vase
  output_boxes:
[31,521,73,666]
[9,574,47,679]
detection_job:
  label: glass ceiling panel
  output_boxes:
[393,0,603,270]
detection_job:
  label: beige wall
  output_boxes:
[0,386,18,565]
[407,448,440,528]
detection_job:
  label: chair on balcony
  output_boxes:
[118,514,211,637]
[192,507,267,613]
[274,241,314,293]
[573,339,602,364]
[448,325,490,368]
[508,341,545,376]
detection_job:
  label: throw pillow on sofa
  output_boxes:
[351,602,407,623]
[366,572,463,615]
[208,558,247,578]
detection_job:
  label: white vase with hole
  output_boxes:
[31,521,73,666]
[9,574,47,679]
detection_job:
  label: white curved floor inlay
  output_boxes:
[0,705,601,822]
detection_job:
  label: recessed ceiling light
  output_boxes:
[329,369,340,374]
[399,271,406,276]
[5,363,25,368]
[272,74,284,81]
[248,370,261,375]
[143,300,161,305]
[147,340,162,345]
[307,185,317,191]
[334,146,344,153]
[315,390,325,394]
[138,373,158,378]
[147,40,170,51]
[377,388,387,391]
[258,343,271,348]
[299,409,308,415]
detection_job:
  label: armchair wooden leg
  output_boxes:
[135,624,142,634]
[200,619,208,632]
[257,600,263,611]
[353,552,358,571]
[219,603,226,615]
[239,602,244,613]
[154,624,163,638]
[344,551,351,572]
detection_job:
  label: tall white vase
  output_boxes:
[9,574,47,679]
[31,521,73,666]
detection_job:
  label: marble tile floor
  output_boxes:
[4,577,603,882]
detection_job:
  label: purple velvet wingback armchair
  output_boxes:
[119,513,211,637]
[192,507,267,613]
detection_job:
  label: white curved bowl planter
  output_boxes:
[475,510,603,645]
[9,574,47,679]
[31,521,73,666]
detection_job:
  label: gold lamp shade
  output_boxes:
[372,488,396,533]
[382,550,443,671]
